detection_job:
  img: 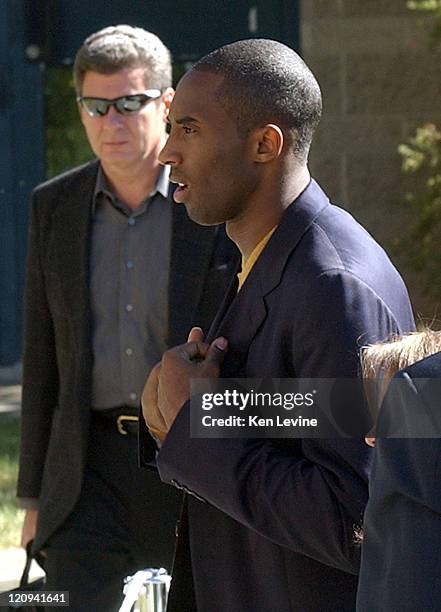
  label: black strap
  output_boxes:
[19,541,45,588]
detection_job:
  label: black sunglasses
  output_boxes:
[77,89,162,117]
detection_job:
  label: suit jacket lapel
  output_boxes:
[50,162,98,348]
[207,278,267,377]
[207,179,330,377]
[168,201,217,347]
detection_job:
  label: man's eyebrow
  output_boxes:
[175,115,200,125]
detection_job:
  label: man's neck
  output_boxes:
[101,159,162,210]
[227,166,310,260]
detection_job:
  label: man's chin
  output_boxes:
[100,153,133,169]
[183,202,222,227]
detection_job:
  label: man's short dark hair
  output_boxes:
[73,25,172,94]
[192,39,322,160]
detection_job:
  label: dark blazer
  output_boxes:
[17,160,238,552]
[357,351,441,611]
[146,180,415,612]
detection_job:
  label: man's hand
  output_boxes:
[142,327,206,439]
[21,508,38,549]
[142,326,228,439]
[142,361,168,440]
[157,334,228,429]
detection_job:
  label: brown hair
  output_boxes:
[73,25,172,94]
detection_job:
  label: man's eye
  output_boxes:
[165,122,171,134]
[183,126,196,134]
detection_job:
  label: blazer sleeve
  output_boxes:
[357,367,441,611]
[17,191,59,500]
[373,371,441,511]
[156,269,414,574]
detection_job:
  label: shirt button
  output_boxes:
[127,261,134,269]
[129,392,137,401]
[128,218,136,226]
[125,304,133,312]
[125,348,133,356]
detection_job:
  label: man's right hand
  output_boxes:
[21,508,38,549]
[141,327,208,441]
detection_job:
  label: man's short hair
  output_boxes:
[73,25,172,94]
[192,39,322,159]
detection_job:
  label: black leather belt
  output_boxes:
[92,407,139,435]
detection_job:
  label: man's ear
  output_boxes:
[161,87,174,119]
[251,124,284,163]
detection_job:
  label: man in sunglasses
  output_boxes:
[17,25,237,611]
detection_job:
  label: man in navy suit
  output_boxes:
[141,39,415,611]
[357,349,441,611]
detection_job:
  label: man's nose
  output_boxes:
[159,138,181,166]
[102,104,124,126]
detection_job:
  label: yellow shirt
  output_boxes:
[237,227,277,291]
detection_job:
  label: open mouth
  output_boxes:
[173,182,190,203]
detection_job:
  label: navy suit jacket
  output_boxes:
[143,180,415,611]
[357,351,441,611]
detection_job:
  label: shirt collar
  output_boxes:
[155,164,171,198]
[92,164,170,215]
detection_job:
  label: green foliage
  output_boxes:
[45,68,93,178]
[408,0,441,11]
[395,3,441,301]
[0,416,24,548]
[397,124,441,299]
[407,0,441,44]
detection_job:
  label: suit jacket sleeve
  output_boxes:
[17,190,59,500]
[372,370,441,511]
[357,369,441,611]
[156,270,414,574]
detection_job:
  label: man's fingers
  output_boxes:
[142,363,161,420]
[142,362,161,408]
[147,409,168,435]
[187,326,204,343]
[142,362,168,435]
[186,328,209,359]
[205,337,228,365]
[167,341,210,363]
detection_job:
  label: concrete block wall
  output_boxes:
[300,0,441,318]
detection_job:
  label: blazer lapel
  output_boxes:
[168,202,216,347]
[206,179,330,377]
[50,162,98,346]
[208,281,267,378]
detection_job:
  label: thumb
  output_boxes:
[187,326,204,343]
[205,337,228,365]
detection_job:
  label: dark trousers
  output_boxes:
[43,410,182,612]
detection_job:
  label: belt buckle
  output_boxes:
[117,414,139,435]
